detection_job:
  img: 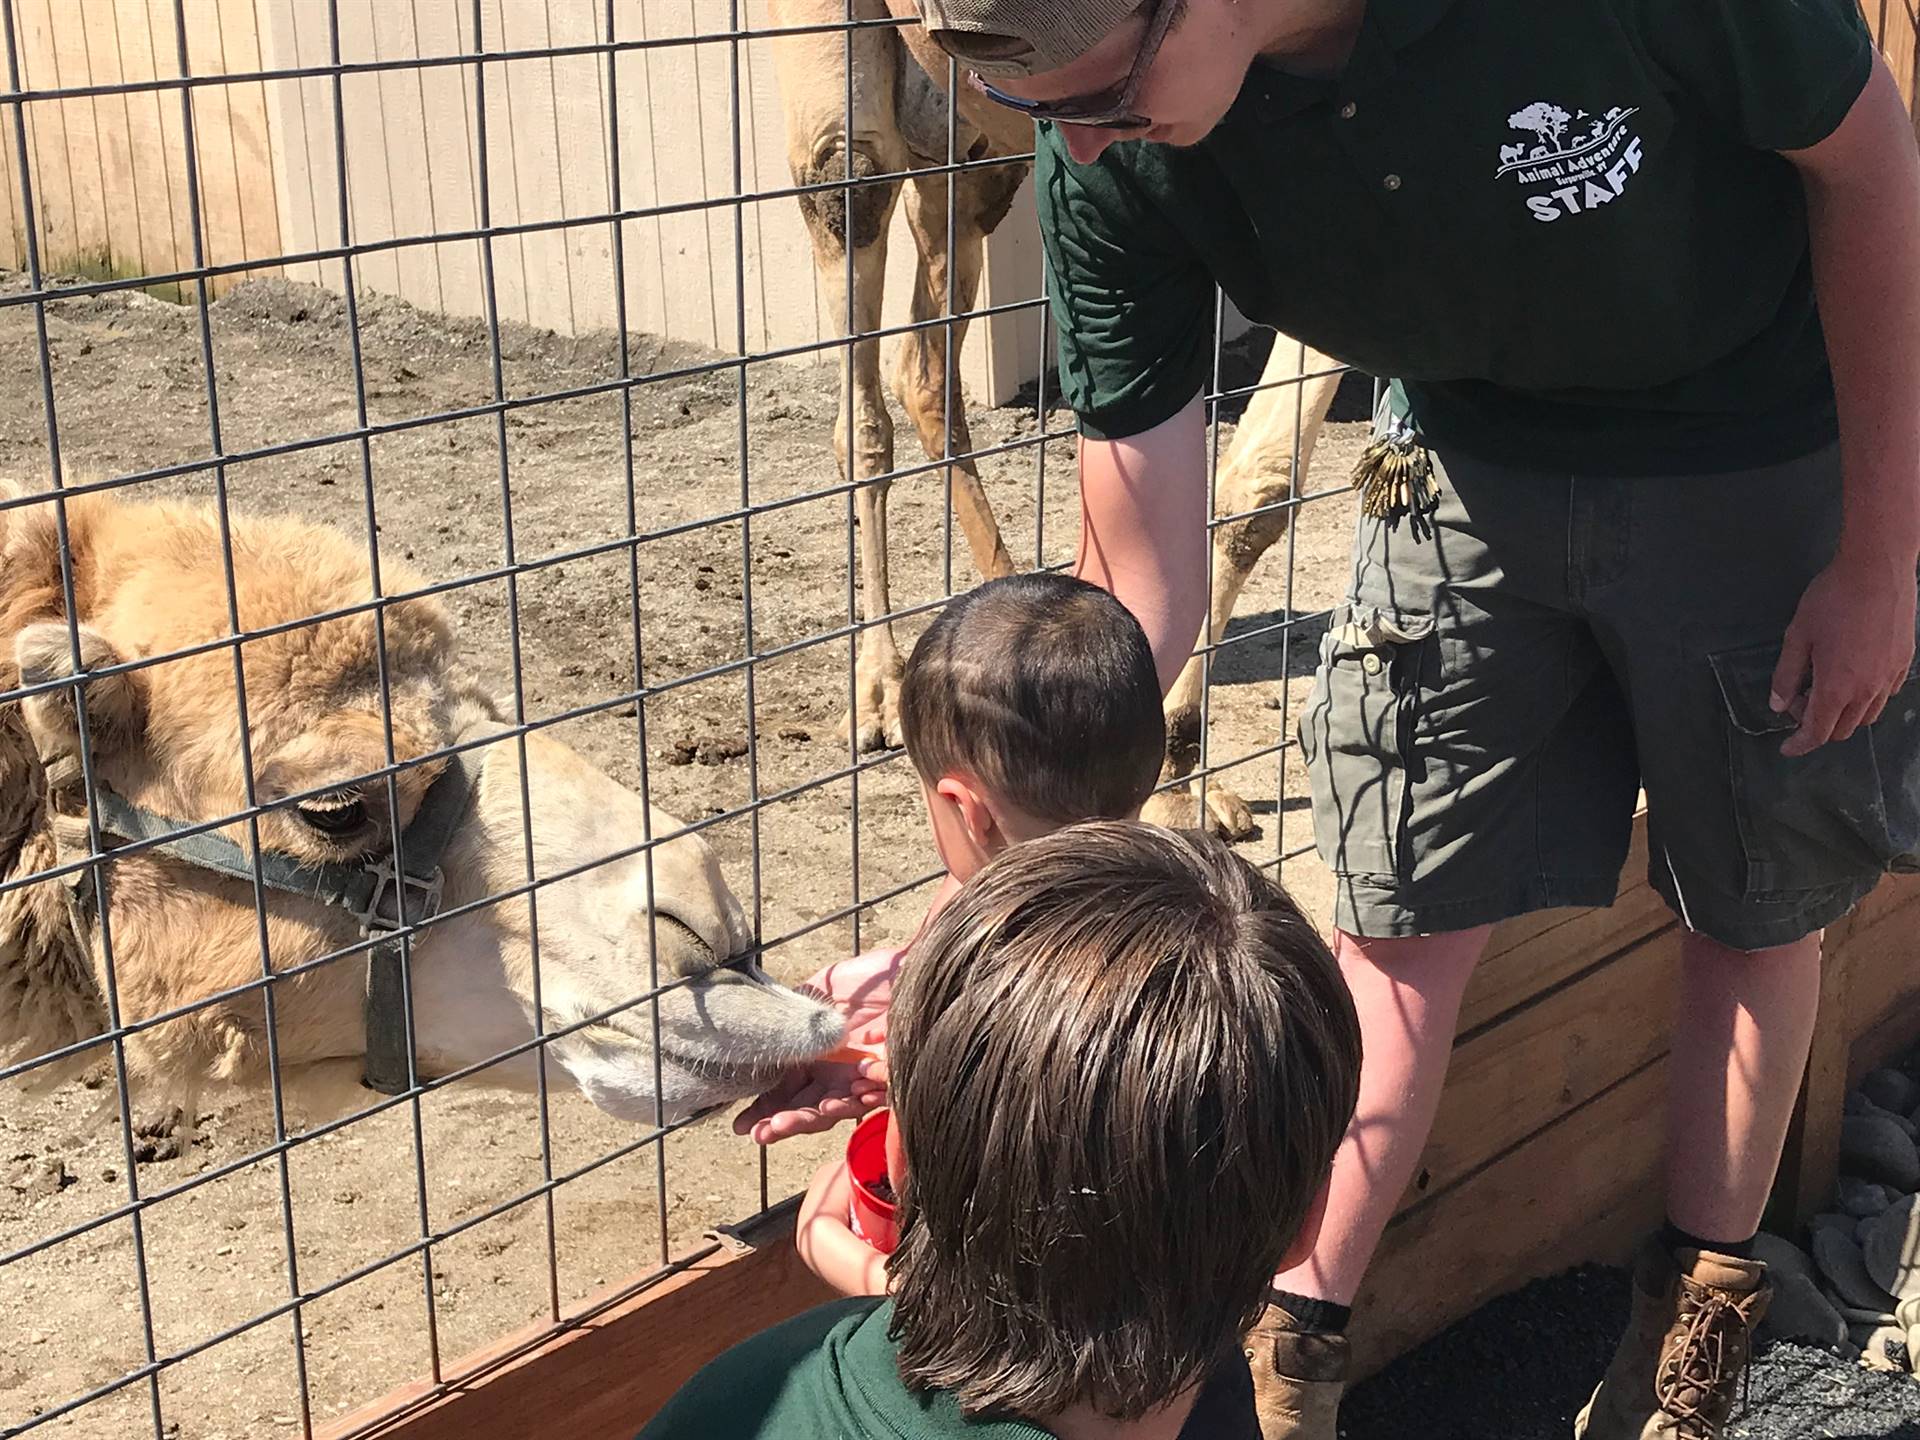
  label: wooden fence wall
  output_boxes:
[1866,0,1920,121]
[0,0,279,297]
[0,0,1046,403]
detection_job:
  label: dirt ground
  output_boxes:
[0,271,1373,1438]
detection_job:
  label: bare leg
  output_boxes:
[1144,337,1342,838]
[892,162,1020,586]
[1270,925,1492,1304]
[1664,929,1822,1242]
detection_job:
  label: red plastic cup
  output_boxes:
[845,1107,898,1254]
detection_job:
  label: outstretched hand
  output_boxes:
[733,947,900,1145]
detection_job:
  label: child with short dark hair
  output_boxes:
[733,570,1167,1151]
[645,821,1363,1440]
[899,569,1168,854]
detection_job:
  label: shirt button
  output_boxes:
[1383,173,1403,191]
[1339,101,1358,119]
[1362,652,1384,675]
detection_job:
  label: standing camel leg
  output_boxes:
[770,3,913,750]
[890,155,1027,586]
[1141,335,1345,838]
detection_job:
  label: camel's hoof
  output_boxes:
[1205,786,1257,841]
[134,1104,184,1140]
[835,650,906,754]
[834,682,905,754]
[1142,785,1258,841]
[836,710,904,754]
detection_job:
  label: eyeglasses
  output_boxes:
[965,0,1179,131]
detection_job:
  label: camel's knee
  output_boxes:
[963,155,1029,238]
[1164,701,1202,777]
[795,140,897,254]
[1215,497,1293,573]
[834,391,895,475]
[893,335,952,424]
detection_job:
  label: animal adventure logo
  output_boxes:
[1496,101,1645,223]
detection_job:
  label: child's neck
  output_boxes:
[1043,1393,1197,1440]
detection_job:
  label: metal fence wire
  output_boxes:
[0,4,1372,1437]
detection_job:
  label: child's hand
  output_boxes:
[819,946,901,1031]
[733,1056,887,1144]
[795,1159,891,1297]
[734,948,899,1144]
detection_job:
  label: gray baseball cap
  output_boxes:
[917,0,1143,78]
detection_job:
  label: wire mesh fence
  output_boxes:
[0,3,1374,1437]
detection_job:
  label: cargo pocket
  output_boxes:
[1300,602,1436,883]
[1709,641,1920,903]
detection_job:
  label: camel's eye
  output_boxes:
[295,794,369,837]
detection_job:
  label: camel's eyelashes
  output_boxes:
[294,795,369,837]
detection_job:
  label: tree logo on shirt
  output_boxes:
[1497,102,1645,223]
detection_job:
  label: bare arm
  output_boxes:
[796,1160,892,1298]
[1073,394,1211,696]
[1773,54,1920,753]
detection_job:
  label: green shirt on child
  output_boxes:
[635,1297,1261,1439]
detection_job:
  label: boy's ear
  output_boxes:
[934,775,1001,848]
[1274,1176,1333,1276]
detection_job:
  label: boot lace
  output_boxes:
[1653,1279,1765,1437]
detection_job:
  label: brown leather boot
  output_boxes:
[1244,1302,1348,1440]
[1573,1237,1773,1440]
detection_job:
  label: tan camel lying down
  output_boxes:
[0,483,842,1127]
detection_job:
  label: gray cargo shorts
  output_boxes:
[1299,419,1920,952]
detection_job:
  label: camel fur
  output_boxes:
[0,481,842,1126]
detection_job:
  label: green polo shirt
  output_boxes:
[634,1298,1260,1440]
[1036,0,1875,473]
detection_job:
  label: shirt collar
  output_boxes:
[839,1301,1056,1439]
[838,1301,1259,1439]
[1229,0,1458,119]
[1370,0,1457,50]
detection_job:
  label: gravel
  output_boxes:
[1342,1265,1920,1439]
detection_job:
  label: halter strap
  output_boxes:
[60,751,475,1096]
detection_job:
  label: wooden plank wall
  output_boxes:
[251,0,1038,403]
[318,1203,838,1440]
[0,0,1045,401]
[310,846,1920,1440]
[0,0,279,293]
[1863,0,1919,127]
[1773,871,1920,1236]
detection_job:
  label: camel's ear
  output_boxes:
[14,620,144,763]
